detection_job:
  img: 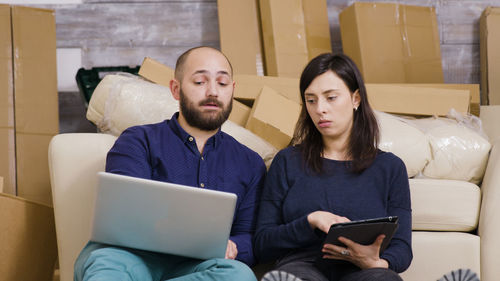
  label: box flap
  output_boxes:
[366,84,470,116]
[234,74,300,103]
[245,86,301,148]
[228,99,251,127]
[138,57,174,88]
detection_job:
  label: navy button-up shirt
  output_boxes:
[106,113,266,266]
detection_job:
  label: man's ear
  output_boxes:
[352,89,361,109]
[170,79,181,101]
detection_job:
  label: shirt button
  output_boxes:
[201,156,204,161]
[188,137,194,142]
[200,183,205,188]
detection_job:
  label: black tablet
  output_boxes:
[323,216,399,253]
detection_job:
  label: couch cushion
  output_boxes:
[400,232,480,281]
[410,179,480,231]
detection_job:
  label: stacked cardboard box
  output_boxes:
[217,0,264,75]
[0,5,15,196]
[218,0,332,78]
[0,5,58,206]
[340,2,443,83]
[339,2,479,115]
[480,7,500,105]
[259,0,331,78]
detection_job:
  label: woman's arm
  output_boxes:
[253,151,320,263]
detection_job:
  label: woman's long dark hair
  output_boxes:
[291,53,379,174]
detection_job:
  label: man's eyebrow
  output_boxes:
[217,70,230,76]
[191,70,231,77]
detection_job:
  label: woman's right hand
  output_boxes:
[307,211,350,233]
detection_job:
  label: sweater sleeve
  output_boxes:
[253,150,319,263]
[230,155,266,267]
[380,157,413,273]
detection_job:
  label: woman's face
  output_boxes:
[304,70,360,143]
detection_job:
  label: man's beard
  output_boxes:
[179,89,233,131]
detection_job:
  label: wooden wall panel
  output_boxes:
[441,44,480,84]
[81,46,194,68]
[51,3,219,48]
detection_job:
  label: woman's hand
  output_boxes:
[307,211,350,233]
[322,234,389,269]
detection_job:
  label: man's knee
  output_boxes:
[76,247,152,281]
[202,259,257,281]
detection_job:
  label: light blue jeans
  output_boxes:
[74,242,257,281]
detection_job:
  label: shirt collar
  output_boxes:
[168,112,223,149]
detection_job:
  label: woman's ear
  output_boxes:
[352,89,361,110]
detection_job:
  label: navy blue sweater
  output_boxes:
[106,113,266,266]
[254,147,412,274]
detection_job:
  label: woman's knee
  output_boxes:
[341,268,402,281]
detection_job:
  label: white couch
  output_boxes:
[48,133,500,281]
[48,75,500,281]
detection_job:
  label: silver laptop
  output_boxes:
[91,172,237,260]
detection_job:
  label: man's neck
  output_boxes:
[177,114,219,155]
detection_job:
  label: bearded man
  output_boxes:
[74,46,266,281]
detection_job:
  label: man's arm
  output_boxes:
[106,127,152,179]
[229,156,266,267]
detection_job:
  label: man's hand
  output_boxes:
[307,211,350,233]
[322,234,389,269]
[225,240,238,259]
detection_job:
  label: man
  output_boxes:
[74,46,266,281]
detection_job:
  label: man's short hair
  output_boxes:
[174,46,233,80]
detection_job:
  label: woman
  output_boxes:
[253,53,412,281]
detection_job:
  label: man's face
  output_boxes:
[174,48,234,131]
[179,87,232,131]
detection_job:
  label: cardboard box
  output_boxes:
[245,86,301,149]
[302,0,332,60]
[259,0,331,78]
[365,84,470,116]
[0,193,57,280]
[228,99,251,127]
[218,0,264,75]
[394,83,480,116]
[0,5,58,205]
[0,128,15,195]
[16,134,54,205]
[234,74,301,104]
[480,105,500,143]
[480,7,500,105]
[340,3,443,83]
[138,57,175,87]
[0,5,15,195]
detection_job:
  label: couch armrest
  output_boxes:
[478,140,500,281]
